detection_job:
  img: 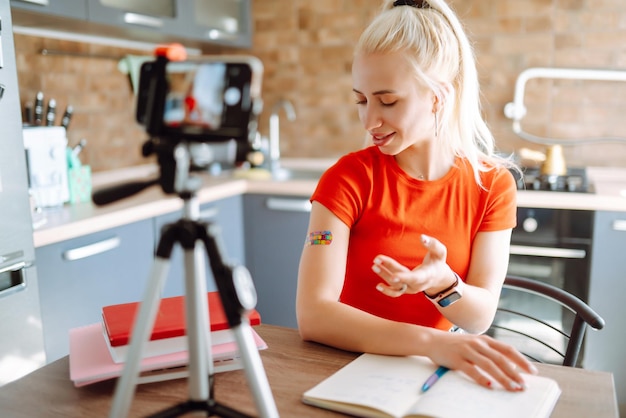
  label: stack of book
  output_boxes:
[68,292,266,387]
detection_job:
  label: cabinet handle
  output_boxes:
[509,244,586,259]
[124,13,164,28]
[613,220,626,232]
[266,197,312,213]
[0,262,26,298]
[15,0,49,5]
[62,237,122,261]
[0,261,26,276]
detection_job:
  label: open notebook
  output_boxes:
[303,353,561,418]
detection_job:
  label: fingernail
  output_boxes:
[421,235,430,245]
[372,265,381,273]
[392,277,399,283]
[529,364,538,374]
[486,380,492,388]
[509,381,524,391]
[373,258,382,265]
[376,284,384,292]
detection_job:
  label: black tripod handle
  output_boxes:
[92,179,160,206]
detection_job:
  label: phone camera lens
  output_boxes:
[224,87,241,106]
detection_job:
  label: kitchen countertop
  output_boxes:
[32,160,626,248]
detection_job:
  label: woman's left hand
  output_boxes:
[373,234,455,297]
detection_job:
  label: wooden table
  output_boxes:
[0,325,619,417]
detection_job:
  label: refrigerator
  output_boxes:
[0,1,46,385]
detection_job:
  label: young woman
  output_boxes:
[296,0,537,391]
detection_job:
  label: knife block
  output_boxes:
[22,126,70,208]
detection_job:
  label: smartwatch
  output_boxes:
[424,272,463,307]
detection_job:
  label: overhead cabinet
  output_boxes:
[10,0,253,48]
[9,0,87,20]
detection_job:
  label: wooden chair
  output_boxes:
[487,275,605,367]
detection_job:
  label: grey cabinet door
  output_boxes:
[154,195,245,298]
[10,0,88,20]
[86,0,183,37]
[586,210,626,414]
[243,194,311,329]
[35,219,154,363]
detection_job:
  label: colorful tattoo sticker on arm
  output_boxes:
[305,230,333,246]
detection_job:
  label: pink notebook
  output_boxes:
[69,322,267,387]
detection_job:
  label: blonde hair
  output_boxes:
[355,0,516,185]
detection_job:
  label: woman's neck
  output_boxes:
[394,144,455,181]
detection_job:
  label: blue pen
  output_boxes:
[421,365,450,393]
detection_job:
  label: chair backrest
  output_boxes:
[487,275,605,367]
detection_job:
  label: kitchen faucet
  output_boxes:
[268,98,296,174]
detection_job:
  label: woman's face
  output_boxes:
[352,51,436,155]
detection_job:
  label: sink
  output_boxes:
[228,158,334,181]
[273,158,336,181]
[271,167,325,181]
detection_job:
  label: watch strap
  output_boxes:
[424,272,460,300]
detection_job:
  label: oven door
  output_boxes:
[507,243,590,300]
[498,243,591,366]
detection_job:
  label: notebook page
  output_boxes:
[303,353,436,418]
[407,370,561,418]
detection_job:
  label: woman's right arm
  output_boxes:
[296,202,537,390]
[296,201,435,354]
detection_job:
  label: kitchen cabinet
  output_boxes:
[11,0,253,48]
[86,0,183,40]
[586,210,626,415]
[243,194,311,328]
[35,219,154,363]
[10,0,87,20]
[154,195,246,298]
[88,0,252,48]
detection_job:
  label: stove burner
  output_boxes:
[513,167,590,193]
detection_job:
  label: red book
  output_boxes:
[102,292,261,347]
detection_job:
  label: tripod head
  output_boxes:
[92,44,264,206]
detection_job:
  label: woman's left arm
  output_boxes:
[374,229,512,334]
[450,228,512,333]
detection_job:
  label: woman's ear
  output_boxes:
[433,82,453,112]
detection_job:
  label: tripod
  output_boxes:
[105,144,279,418]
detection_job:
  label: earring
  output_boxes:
[434,111,439,137]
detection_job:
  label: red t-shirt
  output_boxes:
[311,146,517,330]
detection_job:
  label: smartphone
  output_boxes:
[136,55,263,150]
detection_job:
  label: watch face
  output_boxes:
[438,291,462,307]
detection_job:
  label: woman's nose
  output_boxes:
[361,106,382,130]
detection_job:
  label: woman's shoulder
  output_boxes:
[474,160,517,196]
[325,146,383,176]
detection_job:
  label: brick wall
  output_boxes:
[14,0,626,172]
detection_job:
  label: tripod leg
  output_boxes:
[231,323,279,418]
[109,257,171,418]
[183,241,211,403]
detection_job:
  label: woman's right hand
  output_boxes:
[429,331,538,391]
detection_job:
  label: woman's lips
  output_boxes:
[371,132,394,147]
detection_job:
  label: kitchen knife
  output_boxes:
[60,105,73,129]
[72,138,87,157]
[33,91,44,126]
[45,98,57,126]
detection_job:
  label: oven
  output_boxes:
[508,208,593,301]
[498,205,595,366]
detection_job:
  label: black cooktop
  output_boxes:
[511,166,590,193]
